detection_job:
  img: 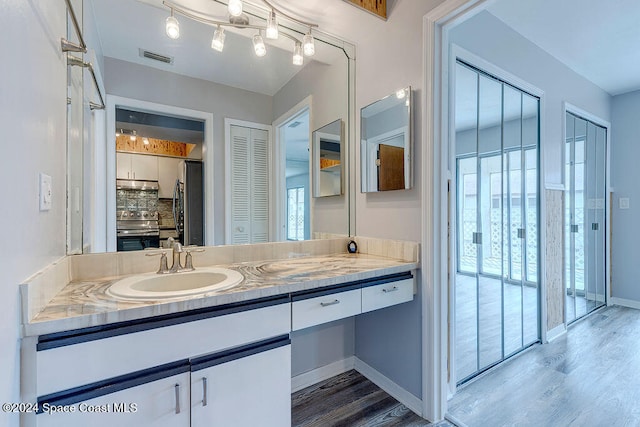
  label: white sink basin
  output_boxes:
[106,268,244,301]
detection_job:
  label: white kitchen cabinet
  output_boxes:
[37,370,190,427]
[158,157,181,198]
[190,338,291,427]
[116,152,158,181]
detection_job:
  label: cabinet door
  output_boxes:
[116,152,132,179]
[131,154,159,181]
[37,371,190,427]
[191,341,291,427]
[158,157,181,198]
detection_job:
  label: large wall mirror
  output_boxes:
[68,0,355,254]
[360,86,412,192]
[312,119,343,197]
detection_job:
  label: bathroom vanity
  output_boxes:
[20,241,418,427]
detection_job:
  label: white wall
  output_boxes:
[104,57,273,245]
[0,1,69,424]
[450,11,612,185]
[611,90,640,302]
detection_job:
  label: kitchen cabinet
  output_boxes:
[37,369,190,427]
[158,157,181,198]
[117,152,158,181]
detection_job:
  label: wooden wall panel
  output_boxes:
[116,135,195,157]
[545,189,565,330]
[345,0,387,19]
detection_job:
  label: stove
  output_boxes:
[116,210,160,251]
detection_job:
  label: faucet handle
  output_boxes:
[183,247,205,271]
[146,251,170,274]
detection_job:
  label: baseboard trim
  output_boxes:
[546,323,566,342]
[354,357,423,417]
[445,412,469,427]
[291,357,355,393]
[610,297,640,310]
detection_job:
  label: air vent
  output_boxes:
[139,49,173,65]
[288,121,302,128]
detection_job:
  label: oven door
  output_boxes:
[116,232,160,252]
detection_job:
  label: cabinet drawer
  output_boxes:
[361,278,414,313]
[37,300,290,395]
[292,288,361,331]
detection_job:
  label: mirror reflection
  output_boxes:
[313,119,343,197]
[360,87,412,192]
[72,0,354,253]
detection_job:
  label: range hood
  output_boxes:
[116,179,159,191]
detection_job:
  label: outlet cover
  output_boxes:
[39,173,52,211]
[619,197,630,210]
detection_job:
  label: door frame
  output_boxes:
[105,95,215,251]
[272,96,312,242]
[562,102,611,327]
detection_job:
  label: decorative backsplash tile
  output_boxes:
[157,199,175,227]
[116,189,158,211]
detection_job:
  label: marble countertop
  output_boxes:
[25,253,417,337]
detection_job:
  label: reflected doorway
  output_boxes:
[453,61,541,384]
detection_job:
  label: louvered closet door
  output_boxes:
[230,125,270,244]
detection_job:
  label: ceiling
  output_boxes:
[90,0,344,96]
[488,0,640,96]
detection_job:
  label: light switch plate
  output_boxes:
[619,197,630,210]
[39,173,52,211]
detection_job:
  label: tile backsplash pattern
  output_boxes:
[116,189,159,211]
[157,199,175,227]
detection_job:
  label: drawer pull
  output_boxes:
[383,286,399,293]
[320,299,340,307]
[202,377,208,406]
[174,383,181,414]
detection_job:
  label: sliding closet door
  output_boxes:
[454,61,540,384]
[565,112,606,323]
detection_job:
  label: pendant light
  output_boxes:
[293,42,303,66]
[165,10,180,40]
[211,25,225,52]
[228,0,243,17]
[266,10,278,39]
[253,32,266,57]
[302,30,315,56]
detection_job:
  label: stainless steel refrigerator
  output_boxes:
[172,160,204,246]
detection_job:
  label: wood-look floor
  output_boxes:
[292,370,455,427]
[448,305,640,427]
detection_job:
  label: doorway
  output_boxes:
[453,60,541,384]
[273,100,311,242]
[564,111,607,323]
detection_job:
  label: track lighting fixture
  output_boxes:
[266,10,278,39]
[162,1,320,64]
[130,130,137,142]
[253,32,266,57]
[293,42,303,66]
[165,10,180,39]
[228,0,243,17]
[211,25,225,52]
[302,31,315,56]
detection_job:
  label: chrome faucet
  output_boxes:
[169,242,184,273]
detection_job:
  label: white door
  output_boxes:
[229,125,269,244]
[190,343,291,427]
[38,371,190,427]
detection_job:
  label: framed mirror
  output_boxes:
[360,86,412,192]
[313,119,343,197]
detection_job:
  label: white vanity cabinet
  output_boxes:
[37,369,191,427]
[190,337,291,427]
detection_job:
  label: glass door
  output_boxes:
[565,112,606,323]
[454,61,540,384]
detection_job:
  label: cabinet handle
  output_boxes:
[202,377,208,407]
[320,299,340,307]
[383,286,399,293]
[174,384,180,414]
